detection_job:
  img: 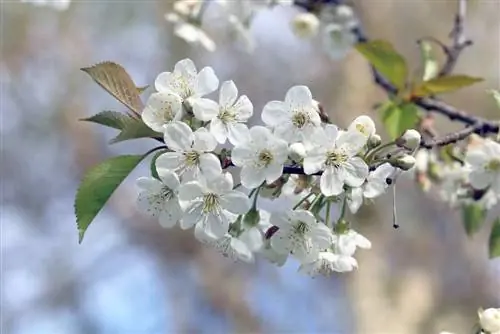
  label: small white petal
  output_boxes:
[203,213,229,239]
[154,72,178,95]
[158,200,182,228]
[227,122,249,146]
[231,146,254,166]
[343,157,368,187]
[209,118,228,144]
[136,177,162,191]
[320,167,345,196]
[348,187,363,213]
[219,80,238,107]
[303,153,326,175]
[233,95,253,121]
[240,166,266,189]
[470,170,493,190]
[205,172,233,194]
[193,127,217,152]
[180,203,203,229]
[284,85,313,108]
[157,168,181,190]
[174,58,197,81]
[261,101,289,126]
[195,67,219,97]
[178,181,204,202]
[142,92,182,132]
[199,153,222,180]
[164,121,194,152]
[220,191,251,214]
[155,152,185,172]
[265,163,284,185]
[192,98,219,121]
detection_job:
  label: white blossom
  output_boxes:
[331,229,371,256]
[231,126,288,189]
[178,172,251,239]
[478,308,500,334]
[270,209,333,263]
[298,250,358,276]
[348,163,394,213]
[156,121,221,180]
[192,80,253,145]
[321,23,357,60]
[136,169,182,228]
[304,124,369,196]
[398,129,422,150]
[195,229,254,262]
[142,92,183,132]
[239,209,272,253]
[465,139,500,195]
[155,58,219,107]
[262,85,321,143]
[216,0,256,52]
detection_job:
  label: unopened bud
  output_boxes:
[367,134,382,149]
[348,115,376,138]
[289,143,306,162]
[291,13,320,39]
[391,155,416,171]
[396,129,421,150]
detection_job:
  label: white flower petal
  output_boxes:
[155,152,185,172]
[363,179,386,198]
[343,157,368,187]
[261,101,289,126]
[348,187,363,213]
[136,177,162,191]
[157,168,181,190]
[470,170,493,190]
[234,95,253,121]
[193,127,217,152]
[180,203,203,229]
[290,209,316,226]
[336,131,367,156]
[303,153,326,175]
[465,149,489,167]
[137,192,161,217]
[320,166,345,196]
[270,229,293,254]
[164,121,193,151]
[240,166,266,189]
[227,122,249,146]
[205,172,233,194]
[265,163,283,185]
[192,98,219,121]
[178,181,204,202]
[142,92,182,132]
[195,67,219,97]
[231,238,254,262]
[203,213,229,239]
[308,224,333,249]
[199,153,222,180]
[371,162,394,180]
[209,118,228,144]
[219,80,238,106]
[231,146,254,166]
[158,199,182,228]
[284,85,313,108]
[239,227,264,252]
[174,58,197,82]
[220,191,251,214]
[154,72,177,95]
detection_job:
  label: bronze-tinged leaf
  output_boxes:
[81,62,144,115]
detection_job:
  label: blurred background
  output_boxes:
[1,0,500,333]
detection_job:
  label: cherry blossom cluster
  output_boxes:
[135,58,422,277]
[165,0,358,59]
[440,307,500,334]
[413,135,500,211]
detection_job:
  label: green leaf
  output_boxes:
[75,155,145,243]
[461,204,487,236]
[412,75,483,97]
[81,61,144,114]
[110,118,163,144]
[380,101,419,139]
[355,40,408,90]
[150,149,167,180]
[419,40,439,82]
[80,111,130,130]
[489,218,500,258]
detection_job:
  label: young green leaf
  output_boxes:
[355,40,408,90]
[489,218,500,258]
[150,149,167,180]
[80,110,130,130]
[75,155,145,243]
[109,118,162,144]
[380,101,419,140]
[412,75,483,97]
[81,61,144,115]
[461,204,487,236]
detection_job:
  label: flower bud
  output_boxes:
[391,155,416,171]
[291,13,320,39]
[348,115,376,138]
[289,143,306,162]
[478,308,500,333]
[367,134,382,149]
[396,129,421,150]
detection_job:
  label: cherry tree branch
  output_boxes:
[295,0,499,149]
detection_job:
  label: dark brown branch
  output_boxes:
[420,126,477,149]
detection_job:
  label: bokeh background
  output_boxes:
[1,1,500,333]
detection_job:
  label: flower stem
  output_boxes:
[325,200,332,228]
[292,192,315,210]
[337,194,348,224]
[365,141,395,163]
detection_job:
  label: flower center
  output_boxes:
[258,149,274,167]
[159,186,174,201]
[486,159,500,172]
[185,151,200,166]
[292,111,309,128]
[218,108,236,123]
[202,193,220,213]
[325,150,348,168]
[160,106,174,123]
[173,76,194,99]
[293,221,309,235]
